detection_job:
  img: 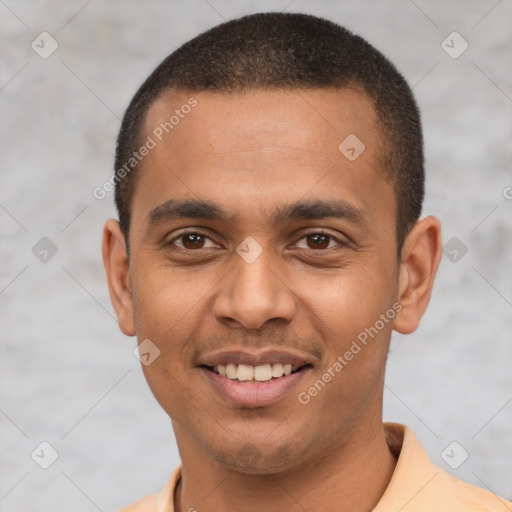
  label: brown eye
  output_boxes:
[298,233,344,250]
[181,233,205,249]
[171,232,217,250]
[305,233,331,249]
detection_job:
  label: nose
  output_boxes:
[212,248,296,330]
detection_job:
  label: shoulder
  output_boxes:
[438,465,512,511]
[380,423,511,512]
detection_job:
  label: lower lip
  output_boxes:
[199,367,311,407]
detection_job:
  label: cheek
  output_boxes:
[301,262,395,333]
[297,262,397,394]
[130,263,217,395]
[132,260,214,337]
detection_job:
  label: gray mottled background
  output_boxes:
[1,0,511,510]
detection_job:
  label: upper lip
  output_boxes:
[197,349,314,368]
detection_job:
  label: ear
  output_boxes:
[102,219,136,336]
[394,216,442,334]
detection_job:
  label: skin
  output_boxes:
[103,88,442,512]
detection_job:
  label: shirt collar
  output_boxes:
[375,422,461,511]
[156,422,463,512]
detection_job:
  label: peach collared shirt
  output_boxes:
[119,423,512,511]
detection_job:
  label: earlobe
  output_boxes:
[102,219,136,336]
[394,216,442,335]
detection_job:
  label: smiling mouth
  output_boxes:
[201,363,311,383]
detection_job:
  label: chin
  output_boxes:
[209,438,303,475]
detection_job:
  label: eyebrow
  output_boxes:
[147,198,367,228]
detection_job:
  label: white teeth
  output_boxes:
[237,364,254,381]
[212,362,301,381]
[226,363,238,379]
[254,364,272,381]
[271,363,283,377]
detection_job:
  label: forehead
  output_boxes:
[144,87,378,159]
[132,87,393,234]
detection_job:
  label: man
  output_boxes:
[102,12,511,512]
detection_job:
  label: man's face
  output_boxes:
[125,88,400,473]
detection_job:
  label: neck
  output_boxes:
[173,421,397,512]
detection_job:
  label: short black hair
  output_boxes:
[114,12,424,256]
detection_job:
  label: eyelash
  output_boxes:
[168,230,348,252]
